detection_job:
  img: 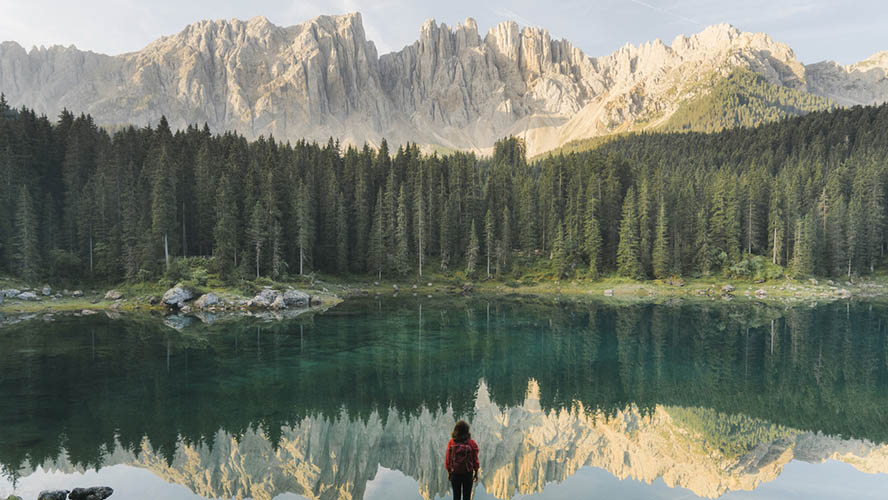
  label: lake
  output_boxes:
[1,297,887,499]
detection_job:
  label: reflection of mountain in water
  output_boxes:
[22,380,888,500]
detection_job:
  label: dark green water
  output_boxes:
[1,297,888,499]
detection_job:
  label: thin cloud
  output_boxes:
[492,7,536,27]
[625,0,700,25]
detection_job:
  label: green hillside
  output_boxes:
[661,68,835,133]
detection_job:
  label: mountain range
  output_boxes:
[18,380,888,500]
[1,13,887,155]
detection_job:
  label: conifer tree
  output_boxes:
[696,205,713,276]
[466,219,479,276]
[213,175,238,273]
[617,188,642,278]
[369,190,385,280]
[336,191,348,274]
[15,186,40,281]
[485,208,494,278]
[295,180,313,276]
[652,199,670,279]
[501,206,512,273]
[792,215,814,277]
[247,201,265,278]
[583,191,602,279]
[395,186,410,275]
[151,146,176,269]
[551,223,567,278]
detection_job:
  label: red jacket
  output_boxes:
[445,438,479,474]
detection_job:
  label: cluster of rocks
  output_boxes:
[38,487,113,500]
[246,288,314,309]
[159,285,317,314]
[0,287,87,305]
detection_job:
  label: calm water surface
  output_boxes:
[1,297,887,499]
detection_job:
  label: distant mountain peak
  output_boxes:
[0,14,885,155]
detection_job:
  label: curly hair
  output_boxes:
[451,420,471,442]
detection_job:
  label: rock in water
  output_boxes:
[104,289,123,300]
[37,491,69,500]
[283,290,309,307]
[69,486,114,500]
[162,286,194,306]
[721,284,736,294]
[194,293,220,310]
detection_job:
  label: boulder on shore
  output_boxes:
[37,491,69,500]
[42,286,52,296]
[69,486,114,500]
[248,288,280,308]
[0,288,21,298]
[16,291,39,301]
[162,286,194,306]
[721,284,736,294]
[283,289,310,307]
[104,289,123,300]
[194,293,220,310]
[72,290,84,297]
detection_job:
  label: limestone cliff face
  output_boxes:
[1,14,887,156]
[21,380,888,500]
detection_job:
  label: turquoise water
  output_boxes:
[1,297,887,499]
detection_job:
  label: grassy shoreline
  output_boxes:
[2,271,886,318]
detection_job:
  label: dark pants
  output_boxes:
[451,472,473,500]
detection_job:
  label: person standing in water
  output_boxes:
[445,420,479,500]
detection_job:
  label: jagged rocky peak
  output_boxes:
[0,13,886,156]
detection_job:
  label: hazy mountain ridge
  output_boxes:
[1,13,886,155]
[19,381,888,500]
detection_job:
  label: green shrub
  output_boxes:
[726,255,784,281]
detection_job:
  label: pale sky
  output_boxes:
[0,0,885,65]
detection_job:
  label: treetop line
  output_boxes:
[1,93,886,283]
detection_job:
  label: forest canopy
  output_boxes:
[1,93,886,284]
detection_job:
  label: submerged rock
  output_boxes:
[69,486,114,500]
[37,491,69,500]
[162,286,194,306]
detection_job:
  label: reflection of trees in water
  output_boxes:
[1,298,887,477]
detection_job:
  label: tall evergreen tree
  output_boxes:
[617,188,642,278]
[247,201,265,279]
[213,175,238,274]
[151,145,176,270]
[395,186,410,276]
[583,191,602,279]
[466,219,479,276]
[485,208,494,278]
[15,186,40,281]
[652,200,670,279]
[369,189,386,280]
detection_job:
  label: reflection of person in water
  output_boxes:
[445,420,480,500]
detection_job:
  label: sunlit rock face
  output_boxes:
[1,15,886,156]
[20,380,888,500]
